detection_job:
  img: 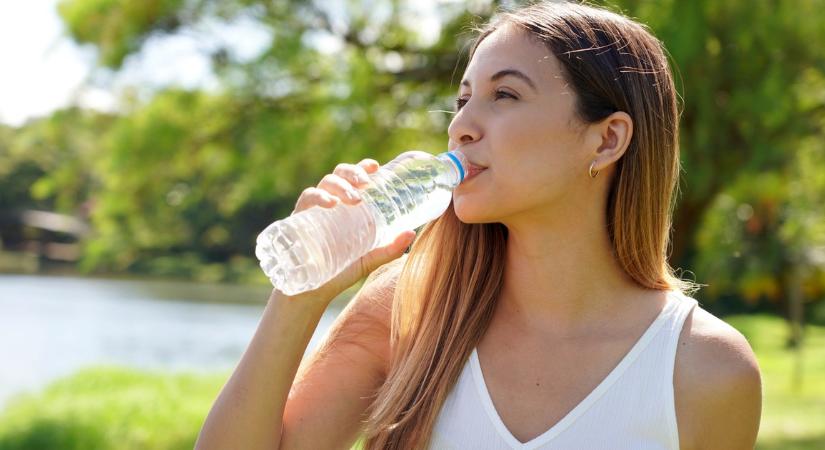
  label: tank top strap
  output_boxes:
[658,290,698,448]
[659,291,699,373]
[664,291,699,352]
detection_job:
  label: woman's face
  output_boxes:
[449,25,594,226]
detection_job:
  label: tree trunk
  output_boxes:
[789,263,805,392]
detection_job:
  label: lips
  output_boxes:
[450,149,487,182]
[464,163,487,181]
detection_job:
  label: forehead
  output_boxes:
[463,25,566,89]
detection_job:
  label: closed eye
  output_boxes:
[495,90,517,100]
[454,90,518,111]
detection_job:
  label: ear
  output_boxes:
[587,111,633,172]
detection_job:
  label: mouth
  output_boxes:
[450,149,488,182]
[464,164,487,181]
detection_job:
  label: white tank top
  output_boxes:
[429,290,698,450]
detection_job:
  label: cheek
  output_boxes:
[451,137,582,222]
[493,158,579,206]
[451,169,528,222]
[452,167,583,224]
[494,151,570,196]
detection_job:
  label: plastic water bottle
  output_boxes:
[255,150,468,295]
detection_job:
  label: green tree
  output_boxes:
[643,1,825,319]
[51,0,494,279]
[15,0,824,306]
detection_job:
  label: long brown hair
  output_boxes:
[363,2,699,448]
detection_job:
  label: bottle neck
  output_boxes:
[438,151,466,188]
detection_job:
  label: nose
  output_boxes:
[447,106,482,150]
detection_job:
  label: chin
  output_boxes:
[452,197,498,224]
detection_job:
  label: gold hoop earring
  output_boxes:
[589,161,600,178]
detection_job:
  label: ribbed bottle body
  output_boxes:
[255,150,463,295]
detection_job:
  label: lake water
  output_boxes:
[0,274,345,409]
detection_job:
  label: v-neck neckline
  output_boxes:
[469,293,677,449]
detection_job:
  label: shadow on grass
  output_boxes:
[0,416,198,450]
[0,417,106,450]
[757,432,825,450]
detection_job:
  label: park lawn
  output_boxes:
[724,314,825,450]
[0,314,822,449]
[0,368,229,450]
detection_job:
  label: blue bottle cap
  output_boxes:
[444,151,465,183]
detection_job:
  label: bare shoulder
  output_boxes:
[674,302,763,450]
[676,305,762,378]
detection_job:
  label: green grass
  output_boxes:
[0,314,822,449]
[0,367,228,450]
[724,314,825,450]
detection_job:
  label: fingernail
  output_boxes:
[348,190,361,201]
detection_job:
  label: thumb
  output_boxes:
[359,230,416,276]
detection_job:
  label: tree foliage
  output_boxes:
[1,0,823,314]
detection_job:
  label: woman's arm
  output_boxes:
[195,157,414,449]
[195,256,403,450]
[280,260,401,448]
[195,289,329,449]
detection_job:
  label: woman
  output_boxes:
[196,2,762,449]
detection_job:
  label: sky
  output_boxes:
[0,1,272,127]
[0,0,446,128]
[0,1,97,126]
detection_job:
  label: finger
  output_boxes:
[293,187,339,214]
[313,230,415,299]
[357,158,380,174]
[334,162,373,187]
[393,229,417,253]
[317,173,362,204]
[358,230,416,276]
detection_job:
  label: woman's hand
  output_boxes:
[282,158,416,302]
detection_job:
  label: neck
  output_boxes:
[497,204,644,337]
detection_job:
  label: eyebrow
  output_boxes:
[460,69,538,92]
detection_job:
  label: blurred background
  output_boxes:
[0,0,823,448]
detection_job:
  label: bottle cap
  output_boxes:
[443,151,466,183]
